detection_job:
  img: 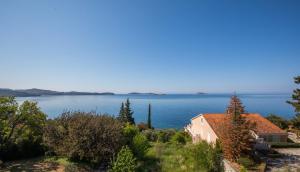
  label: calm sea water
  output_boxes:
[16,94,294,129]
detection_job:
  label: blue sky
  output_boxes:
[0,0,299,93]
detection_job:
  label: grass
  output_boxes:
[137,142,208,172]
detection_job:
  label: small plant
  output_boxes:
[170,132,186,144]
[237,156,254,169]
[132,133,150,159]
[110,146,136,172]
[240,165,248,172]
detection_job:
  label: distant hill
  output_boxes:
[128,92,166,95]
[0,88,114,97]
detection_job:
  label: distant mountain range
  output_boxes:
[128,92,166,95]
[0,88,114,97]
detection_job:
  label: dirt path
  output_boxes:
[0,158,65,172]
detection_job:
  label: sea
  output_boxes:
[16,93,294,129]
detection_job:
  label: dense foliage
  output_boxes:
[132,133,150,159]
[287,76,300,129]
[110,146,136,172]
[266,114,289,129]
[219,95,256,162]
[0,97,46,160]
[43,112,124,165]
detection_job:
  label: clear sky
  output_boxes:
[0,0,299,93]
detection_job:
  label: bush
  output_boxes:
[132,133,150,159]
[137,122,148,131]
[157,129,176,143]
[110,146,136,172]
[142,129,158,142]
[191,141,223,172]
[123,123,139,140]
[240,166,248,172]
[170,132,186,144]
[43,111,124,166]
[270,142,300,148]
[237,156,254,169]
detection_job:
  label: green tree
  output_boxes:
[266,114,289,129]
[147,103,152,129]
[124,99,135,125]
[287,76,300,129]
[0,97,46,160]
[117,102,125,123]
[110,146,136,172]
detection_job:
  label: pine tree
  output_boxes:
[219,95,255,162]
[226,95,245,116]
[117,102,125,123]
[287,76,300,129]
[124,99,135,125]
[147,104,152,129]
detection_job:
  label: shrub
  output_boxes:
[123,123,139,139]
[137,122,148,131]
[240,166,248,172]
[142,129,158,142]
[43,111,124,166]
[270,142,300,148]
[191,141,223,172]
[157,129,176,143]
[110,146,136,172]
[132,133,150,159]
[237,156,254,169]
[170,131,186,144]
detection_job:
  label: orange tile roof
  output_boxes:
[201,113,286,136]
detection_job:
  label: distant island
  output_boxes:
[128,92,166,95]
[196,92,206,94]
[0,88,115,97]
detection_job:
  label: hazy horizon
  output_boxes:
[1,0,299,93]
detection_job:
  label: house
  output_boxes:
[185,113,287,148]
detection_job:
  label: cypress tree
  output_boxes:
[287,76,300,129]
[147,104,152,129]
[124,98,135,125]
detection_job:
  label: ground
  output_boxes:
[0,157,91,172]
[266,148,300,172]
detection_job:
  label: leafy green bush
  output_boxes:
[142,129,158,142]
[43,112,124,165]
[110,146,136,172]
[132,133,150,159]
[270,142,300,148]
[240,166,248,172]
[157,129,176,143]
[123,123,139,140]
[170,132,186,144]
[191,141,223,172]
[237,156,254,169]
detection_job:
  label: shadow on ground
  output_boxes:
[1,158,64,172]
